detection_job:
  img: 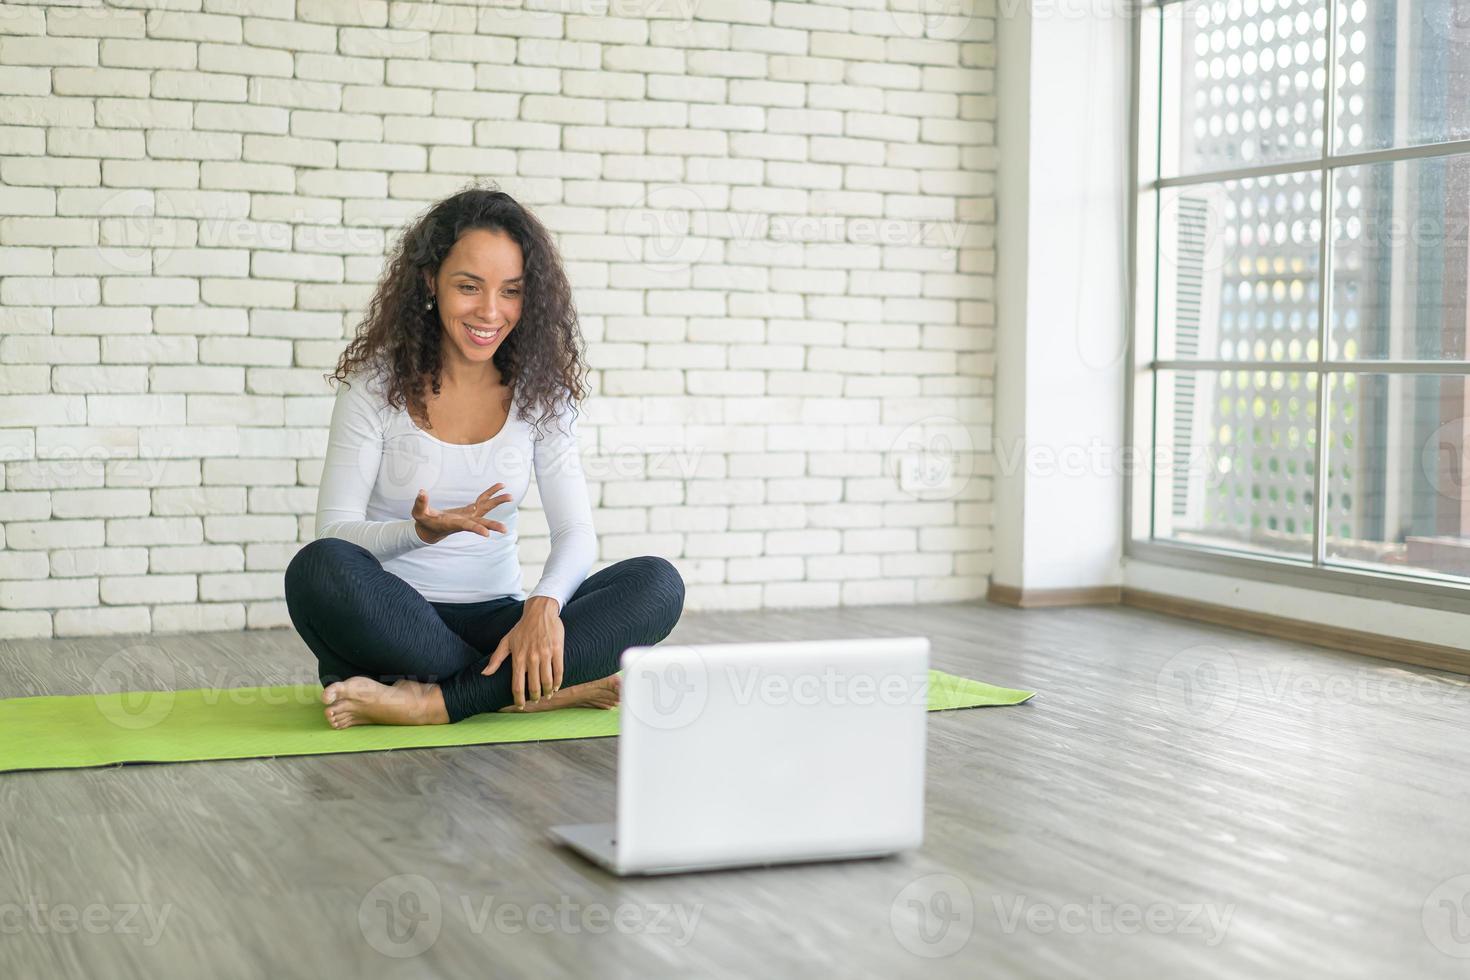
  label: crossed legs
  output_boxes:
[283,537,686,727]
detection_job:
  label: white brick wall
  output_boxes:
[0,0,995,639]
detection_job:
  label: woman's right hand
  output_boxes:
[412,484,512,544]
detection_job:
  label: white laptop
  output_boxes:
[548,636,930,876]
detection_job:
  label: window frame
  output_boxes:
[1123,0,1470,616]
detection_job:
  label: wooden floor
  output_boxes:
[3,600,1470,979]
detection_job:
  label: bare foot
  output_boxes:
[321,677,450,729]
[499,673,621,713]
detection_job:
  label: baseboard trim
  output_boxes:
[986,583,1124,608]
[984,581,1470,676]
[1120,587,1470,676]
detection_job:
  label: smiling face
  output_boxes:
[425,227,525,372]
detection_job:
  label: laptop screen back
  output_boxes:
[616,636,930,871]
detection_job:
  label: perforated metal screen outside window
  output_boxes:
[1131,0,1470,603]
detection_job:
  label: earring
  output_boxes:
[424,296,435,311]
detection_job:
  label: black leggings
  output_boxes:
[282,537,686,723]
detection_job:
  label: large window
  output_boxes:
[1132,0,1470,596]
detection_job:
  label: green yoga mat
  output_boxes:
[0,670,1034,774]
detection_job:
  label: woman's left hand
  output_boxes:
[483,599,564,707]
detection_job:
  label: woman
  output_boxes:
[284,186,686,729]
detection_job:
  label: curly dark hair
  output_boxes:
[329,181,589,438]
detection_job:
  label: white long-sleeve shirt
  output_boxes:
[313,367,597,608]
